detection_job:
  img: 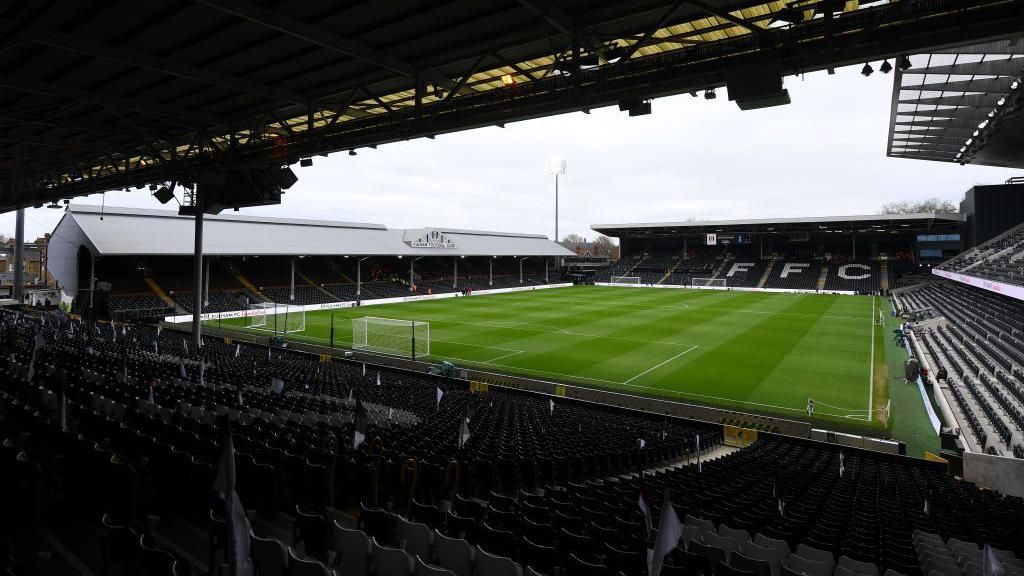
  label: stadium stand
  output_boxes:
[896,281,1024,457]
[4,307,1023,575]
[762,262,820,291]
[823,262,882,294]
[936,222,1024,287]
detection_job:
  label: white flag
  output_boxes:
[156,325,161,337]
[839,452,845,478]
[271,377,285,395]
[154,341,159,354]
[648,491,683,576]
[696,434,702,473]
[362,363,366,376]
[387,407,394,421]
[436,387,443,409]
[178,358,187,378]
[198,359,206,386]
[235,344,240,358]
[639,438,646,449]
[458,417,471,448]
[549,399,555,416]
[183,340,189,355]
[983,545,1004,576]
[376,372,381,386]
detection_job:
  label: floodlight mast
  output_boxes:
[548,158,566,262]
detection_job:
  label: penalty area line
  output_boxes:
[621,344,699,385]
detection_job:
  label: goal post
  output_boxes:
[691,277,727,288]
[352,316,430,359]
[609,275,642,286]
[247,302,305,334]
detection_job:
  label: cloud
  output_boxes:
[1,64,1017,242]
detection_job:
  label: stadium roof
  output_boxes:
[1,0,1020,211]
[887,39,1024,167]
[51,205,573,257]
[592,212,964,237]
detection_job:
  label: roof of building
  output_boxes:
[592,212,964,237]
[887,40,1024,167]
[53,205,573,257]
[1,0,1015,209]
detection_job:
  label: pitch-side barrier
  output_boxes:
[594,283,857,296]
[163,282,574,324]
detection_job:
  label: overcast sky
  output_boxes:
[3,64,1019,242]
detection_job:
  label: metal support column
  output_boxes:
[289,258,295,301]
[545,258,549,283]
[357,259,361,296]
[204,257,210,306]
[489,258,493,286]
[453,257,458,289]
[13,209,24,304]
[410,259,414,291]
[89,251,96,314]
[852,232,856,260]
[192,206,204,351]
[519,258,523,284]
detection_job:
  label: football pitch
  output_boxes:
[213,286,888,427]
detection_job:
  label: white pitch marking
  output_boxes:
[621,345,700,385]
[868,295,876,422]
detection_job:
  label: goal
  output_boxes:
[248,302,305,333]
[609,276,642,286]
[692,277,727,288]
[352,316,430,359]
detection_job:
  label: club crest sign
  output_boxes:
[406,228,456,249]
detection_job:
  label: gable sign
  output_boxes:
[407,228,456,249]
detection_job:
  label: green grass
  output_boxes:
[211,286,887,430]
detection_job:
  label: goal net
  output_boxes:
[692,277,727,288]
[610,276,642,286]
[352,316,430,359]
[248,302,305,333]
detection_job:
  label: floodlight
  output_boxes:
[300,158,313,167]
[880,60,893,74]
[349,150,357,156]
[154,186,175,204]
[548,158,566,175]
[898,55,912,71]
[501,73,516,86]
[704,89,716,99]
[861,62,873,76]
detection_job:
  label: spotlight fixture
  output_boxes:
[275,167,298,190]
[898,55,912,71]
[300,157,313,167]
[500,73,516,86]
[349,150,357,156]
[704,89,717,100]
[879,60,893,74]
[861,62,873,76]
[148,183,158,191]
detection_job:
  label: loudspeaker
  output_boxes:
[153,186,175,204]
[726,63,791,110]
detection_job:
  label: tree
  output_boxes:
[594,235,619,260]
[561,233,586,244]
[880,198,959,214]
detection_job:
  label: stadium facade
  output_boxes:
[48,205,573,321]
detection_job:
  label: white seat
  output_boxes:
[785,555,830,576]
[838,556,879,576]
[720,524,753,543]
[434,530,474,576]
[287,547,333,576]
[740,540,788,576]
[415,556,457,576]
[372,537,413,576]
[475,546,523,576]
[756,533,792,556]
[251,533,288,576]
[397,516,434,564]
[795,544,835,573]
[333,520,370,576]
